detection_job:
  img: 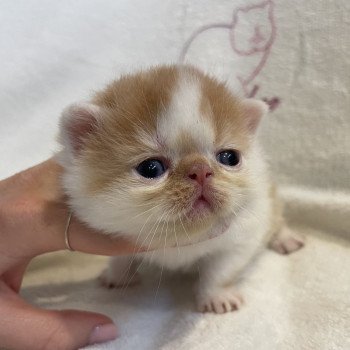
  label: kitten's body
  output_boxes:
[58,65,303,313]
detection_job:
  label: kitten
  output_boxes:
[58,65,304,313]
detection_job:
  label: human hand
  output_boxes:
[0,159,144,349]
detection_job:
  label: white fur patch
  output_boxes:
[157,73,215,159]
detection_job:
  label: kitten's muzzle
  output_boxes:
[186,163,215,207]
[187,163,213,186]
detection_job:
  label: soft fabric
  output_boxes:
[0,0,349,349]
[23,226,350,350]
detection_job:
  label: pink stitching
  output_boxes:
[232,1,276,95]
[230,1,276,55]
[179,0,280,112]
[179,23,231,63]
[250,26,266,46]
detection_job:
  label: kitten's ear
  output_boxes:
[59,102,101,156]
[241,99,269,134]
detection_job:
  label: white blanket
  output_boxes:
[1,0,349,349]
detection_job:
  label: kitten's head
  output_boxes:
[58,65,268,249]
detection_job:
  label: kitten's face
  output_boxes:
[59,66,267,249]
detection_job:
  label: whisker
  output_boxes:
[121,209,167,294]
[132,202,163,219]
[119,207,157,290]
[179,214,194,245]
[173,212,181,259]
[133,201,165,208]
[154,216,168,302]
[232,198,263,224]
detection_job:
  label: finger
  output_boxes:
[0,159,146,257]
[38,203,147,256]
[67,216,147,256]
[2,259,30,292]
[0,282,118,350]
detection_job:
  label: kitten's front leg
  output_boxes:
[195,249,251,314]
[99,255,140,289]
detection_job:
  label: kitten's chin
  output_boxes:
[177,210,234,247]
[181,202,224,238]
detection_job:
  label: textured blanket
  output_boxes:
[1,0,349,349]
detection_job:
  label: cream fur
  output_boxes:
[157,74,215,159]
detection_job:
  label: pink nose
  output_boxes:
[188,163,213,186]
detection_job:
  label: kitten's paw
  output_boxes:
[196,289,243,314]
[99,268,140,289]
[269,228,304,255]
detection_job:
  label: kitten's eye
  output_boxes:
[216,150,240,167]
[136,159,166,179]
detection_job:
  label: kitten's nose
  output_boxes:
[187,163,213,186]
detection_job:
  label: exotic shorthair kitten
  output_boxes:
[58,65,304,313]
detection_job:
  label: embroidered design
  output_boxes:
[179,0,280,111]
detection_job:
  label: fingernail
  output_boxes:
[88,323,119,345]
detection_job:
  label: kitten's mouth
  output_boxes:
[194,195,211,209]
[187,193,213,219]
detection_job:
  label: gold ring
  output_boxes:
[64,211,74,251]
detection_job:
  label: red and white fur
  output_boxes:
[58,65,303,313]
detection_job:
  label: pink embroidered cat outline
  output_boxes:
[180,0,280,111]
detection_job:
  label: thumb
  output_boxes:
[0,284,118,350]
